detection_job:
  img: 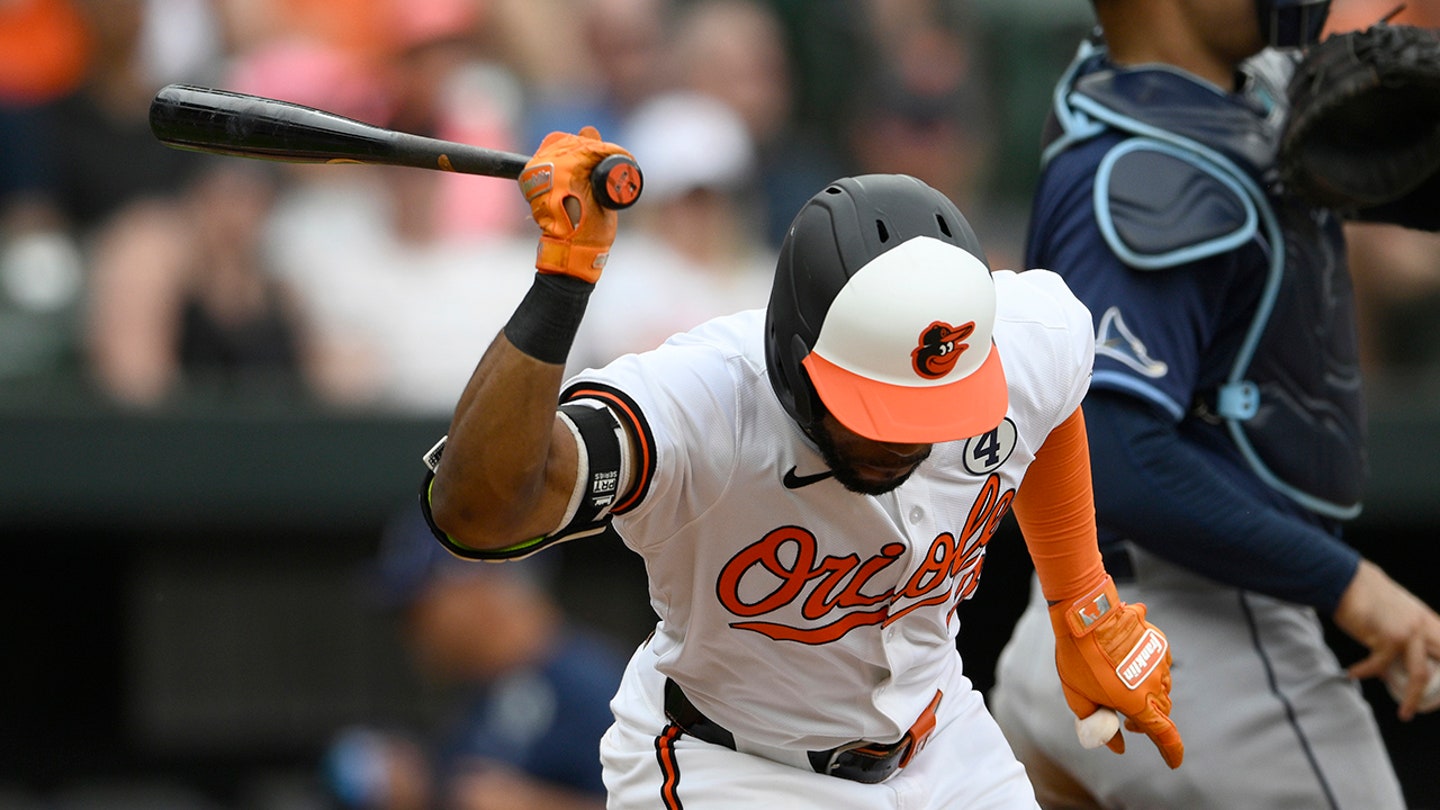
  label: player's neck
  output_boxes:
[1100,18,1243,91]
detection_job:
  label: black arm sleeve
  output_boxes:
[1085,389,1360,613]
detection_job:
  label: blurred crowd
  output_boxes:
[4,0,1440,412]
[0,0,1012,417]
[3,1,1439,807]
[0,2,1004,808]
[0,3,1012,805]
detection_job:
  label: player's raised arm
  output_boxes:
[427,127,635,553]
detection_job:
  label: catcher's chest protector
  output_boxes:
[1051,47,1366,518]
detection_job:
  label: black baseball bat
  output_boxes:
[148,83,642,209]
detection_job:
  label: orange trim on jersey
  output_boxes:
[898,689,943,767]
[1011,406,1105,603]
[655,723,686,809]
[882,591,953,626]
[732,604,890,643]
[562,383,654,514]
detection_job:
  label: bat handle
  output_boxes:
[592,155,643,210]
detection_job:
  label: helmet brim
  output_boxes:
[804,339,1008,444]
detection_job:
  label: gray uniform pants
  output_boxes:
[990,544,1406,810]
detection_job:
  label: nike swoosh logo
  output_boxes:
[783,466,834,489]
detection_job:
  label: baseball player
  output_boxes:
[420,127,1184,808]
[989,1,1440,809]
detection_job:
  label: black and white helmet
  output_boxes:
[764,174,1009,444]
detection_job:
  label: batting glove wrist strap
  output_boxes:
[504,272,593,365]
[534,235,611,283]
[1049,574,1186,769]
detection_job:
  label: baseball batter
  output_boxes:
[990,1,1440,808]
[422,129,1183,808]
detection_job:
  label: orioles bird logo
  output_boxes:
[911,320,975,379]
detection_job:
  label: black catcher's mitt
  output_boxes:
[1278,24,1440,230]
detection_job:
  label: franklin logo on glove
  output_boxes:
[1118,629,1167,690]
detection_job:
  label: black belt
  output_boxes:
[662,678,936,784]
[1103,543,1136,583]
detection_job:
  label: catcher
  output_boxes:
[990,2,1440,809]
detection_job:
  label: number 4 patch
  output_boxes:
[962,418,1017,475]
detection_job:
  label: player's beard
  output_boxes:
[810,417,932,496]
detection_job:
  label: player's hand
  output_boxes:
[1334,559,1440,721]
[1049,574,1185,768]
[519,127,633,284]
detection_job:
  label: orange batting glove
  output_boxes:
[1049,574,1185,769]
[518,126,633,284]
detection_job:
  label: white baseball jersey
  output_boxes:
[563,268,1093,753]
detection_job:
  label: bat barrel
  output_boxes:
[148,83,639,207]
[151,84,388,163]
[149,83,531,176]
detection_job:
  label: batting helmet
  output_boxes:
[1257,0,1330,48]
[764,174,1008,444]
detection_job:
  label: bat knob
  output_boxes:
[592,155,643,210]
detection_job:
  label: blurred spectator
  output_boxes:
[843,8,1019,267]
[0,186,86,387]
[0,0,90,106]
[45,0,206,232]
[572,92,775,369]
[758,0,874,173]
[213,0,398,65]
[84,160,319,407]
[382,1,528,240]
[262,158,538,413]
[135,0,226,87]
[665,0,849,249]
[3,0,229,393]
[258,170,535,416]
[223,32,394,127]
[0,0,91,387]
[324,508,625,810]
[517,0,670,151]
[18,0,219,398]
[240,27,537,414]
[846,11,991,210]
